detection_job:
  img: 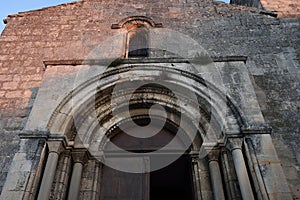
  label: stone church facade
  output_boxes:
[0,0,299,199]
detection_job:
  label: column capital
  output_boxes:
[71,149,88,164]
[199,143,220,160]
[207,149,220,162]
[226,137,243,151]
[47,141,64,154]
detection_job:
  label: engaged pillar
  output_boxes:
[207,148,225,200]
[226,138,255,200]
[37,141,63,200]
[67,150,87,200]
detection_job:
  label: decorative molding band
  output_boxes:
[241,124,272,135]
[19,130,50,139]
[43,56,248,68]
[19,130,73,149]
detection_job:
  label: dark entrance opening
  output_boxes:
[101,122,195,200]
[150,154,194,200]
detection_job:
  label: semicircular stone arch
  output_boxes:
[48,63,244,148]
[48,66,241,138]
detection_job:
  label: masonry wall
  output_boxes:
[260,0,300,18]
[0,0,299,198]
[230,0,263,9]
[231,0,300,18]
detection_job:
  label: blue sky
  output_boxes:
[0,0,230,34]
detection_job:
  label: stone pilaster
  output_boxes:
[246,134,293,200]
[0,139,45,200]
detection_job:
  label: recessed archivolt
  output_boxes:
[74,93,205,152]
[69,81,206,148]
[78,110,201,156]
[47,64,245,151]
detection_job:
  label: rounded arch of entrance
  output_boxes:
[47,62,246,162]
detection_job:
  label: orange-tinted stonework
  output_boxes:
[0,0,299,199]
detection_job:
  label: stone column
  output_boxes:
[37,141,63,200]
[67,150,87,200]
[207,149,225,200]
[191,156,202,200]
[227,138,255,200]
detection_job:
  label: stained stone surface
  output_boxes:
[0,0,299,198]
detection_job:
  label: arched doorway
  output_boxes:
[100,120,195,200]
